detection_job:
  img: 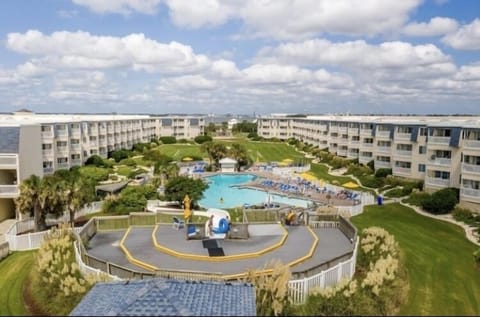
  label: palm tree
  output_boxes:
[200,141,215,166]
[228,143,249,169]
[15,175,46,232]
[61,170,93,227]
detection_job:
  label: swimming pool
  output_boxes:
[198,174,311,209]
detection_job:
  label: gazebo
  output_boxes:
[219,157,237,173]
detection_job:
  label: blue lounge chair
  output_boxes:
[172,216,185,230]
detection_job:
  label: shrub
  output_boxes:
[452,207,478,225]
[194,135,213,144]
[402,192,431,206]
[245,260,292,316]
[247,132,259,139]
[375,168,392,178]
[345,164,373,177]
[421,188,459,214]
[132,142,150,153]
[35,223,111,315]
[85,155,105,167]
[110,149,130,163]
[178,138,189,144]
[119,158,137,167]
[358,175,385,188]
[159,136,177,144]
[301,227,405,316]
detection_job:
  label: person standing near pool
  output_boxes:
[207,215,214,236]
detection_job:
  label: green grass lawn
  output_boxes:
[0,251,35,316]
[158,144,205,161]
[309,163,354,184]
[351,203,480,316]
[159,140,305,163]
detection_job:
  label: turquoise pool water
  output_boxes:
[198,174,310,209]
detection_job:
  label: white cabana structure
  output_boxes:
[219,157,237,173]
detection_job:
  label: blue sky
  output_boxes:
[0,0,479,115]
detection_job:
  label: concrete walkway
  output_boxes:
[0,219,16,243]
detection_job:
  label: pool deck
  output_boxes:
[87,224,354,276]
[200,171,360,207]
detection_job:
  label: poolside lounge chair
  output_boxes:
[172,216,185,230]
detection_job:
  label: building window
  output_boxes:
[42,144,52,150]
[397,126,412,134]
[41,125,51,132]
[419,146,426,154]
[418,164,426,172]
[419,128,427,136]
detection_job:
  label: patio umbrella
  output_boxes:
[182,157,193,162]
[282,158,294,163]
[343,181,359,189]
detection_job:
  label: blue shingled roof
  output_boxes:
[70,278,256,316]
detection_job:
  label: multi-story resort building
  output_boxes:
[258,114,480,212]
[0,110,205,221]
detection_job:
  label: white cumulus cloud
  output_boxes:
[72,0,162,15]
[403,17,458,37]
[442,19,480,50]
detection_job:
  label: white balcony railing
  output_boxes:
[425,177,450,187]
[375,161,391,168]
[463,140,480,149]
[0,156,17,166]
[395,133,411,140]
[461,188,480,199]
[394,150,412,157]
[462,163,480,174]
[360,129,372,136]
[376,131,390,138]
[337,150,348,157]
[0,185,19,196]
[393,167,411,175]
[428,158,452,166]
[56,163,70,169]
[428,136,450,145]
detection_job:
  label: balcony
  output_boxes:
[462,163,480,174]
[70,129,81,136]
[395,133,411,140]
[70,144,81,150]
[425,177,450,187]
[393,167,411,175]
[43,167,54,174]
[360,129,372,136]
[428,136,450,145]
[428,157,452,167]
[71,159,82,166]
[394,150,412,157]
[337,150,348,157]
[460,188,480,200]
[56,163,70,170]
[376,131,390,138]
[376,146,391,153]
[41,131,53,138]
[375,160,391,168]
[347,152,359,159]
[56,146,69,155]
[42,149,54,157]
[361,143,374,148]
[0,185,19,197]
[0,156,17,167]
[463,140,480,150]
[338,127,347,133]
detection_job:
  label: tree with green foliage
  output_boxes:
[59,169,95,226]
[232,120,257,134]
[103,185,158,214]
[159,136,177,144]
[110,149,130,163]
[421,187,459,214]
[15,174,66,232]
[85,155,107,167]
[205,122,216,135]
[228,143,250,168]
[194,135,213,144]
[15,175,45,231]
[164,176,208,208]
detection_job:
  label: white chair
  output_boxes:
[172,216,185,230]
